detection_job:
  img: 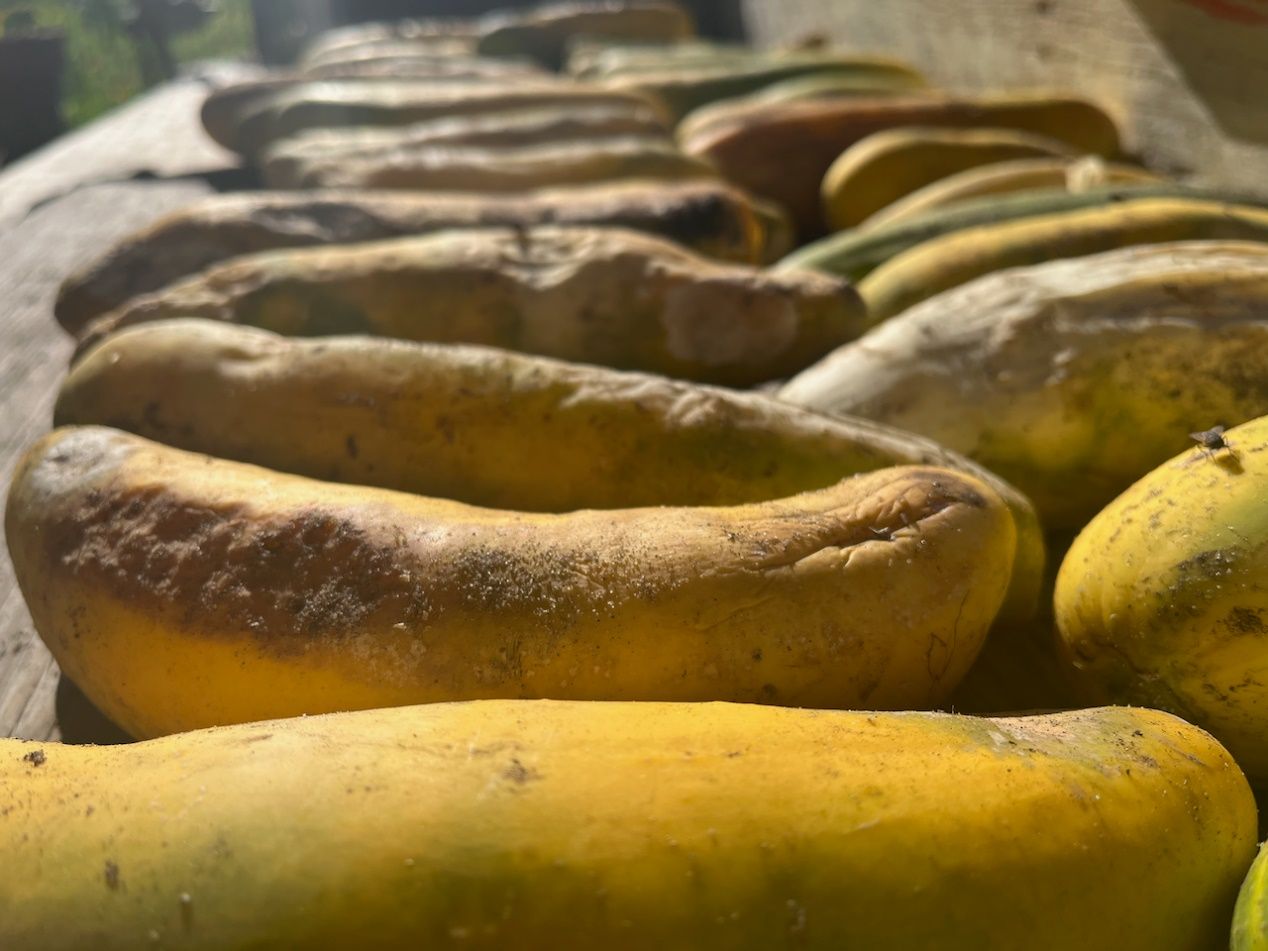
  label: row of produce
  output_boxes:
[5,1,1268,947]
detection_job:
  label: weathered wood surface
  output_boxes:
[744,0,1268,198]
[0,70,252,743]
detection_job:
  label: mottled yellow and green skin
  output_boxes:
[773,183,1243,284]
[600,56,925,122]
[1055,415,1268,785]
[819,125,1079,231]
[0,702,1255,950]
[862,156,1164,229]
[725,69,931,108]
[782,241,1268,535]
[59,320,1044,626]
[1234,841,1268,950]
[858,197,1268,322]
[78,227,864,387]
[785,241,1268,713]
[6,427,1016,737]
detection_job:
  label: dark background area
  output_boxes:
[255,0,746,64]
[0,0,745,165]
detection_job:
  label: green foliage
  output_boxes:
[1,0,254,128]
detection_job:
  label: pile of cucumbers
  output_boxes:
[6,2,1268,947]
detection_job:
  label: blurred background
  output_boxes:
[0,1,252,162]
[0,0,744,165]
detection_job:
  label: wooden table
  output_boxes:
[0,63,261,743]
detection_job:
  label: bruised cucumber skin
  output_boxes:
[6,427,1017,737]
[77,226,866,388]
[1055,413,1268,786]
[54,181,779,334]
[58,319,1046,627]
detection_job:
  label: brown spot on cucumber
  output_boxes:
[47,487,427,652]
[503,758,540,785]
[1175,548,1240,581]
[900,470,988,510]
[653,192,732,245]
[141,401,166,433]
[1226,607,1267,635]
[436,416,455,444]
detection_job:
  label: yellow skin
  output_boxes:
[784,240,1268,713]
[820,125,1079,232]
[59,320,1044,626]
[6,427,1016,737]
[0,701,1255,950]
[1234,841,1268,950]
[599,57,926,122]
[858,196,1268,322]
[259,103,674,187]
[862,156,1165,229]
[284,135,718,192]
[1055,414,1268,785]
[678,93,1122,238]
[743,69,931,106]
[53,181,778,333]
[782,241,1268,535]
[78,226,865,387]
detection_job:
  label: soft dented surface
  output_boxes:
[79,226,863,386]
[259,103,672,187]
[6,427,1015,735]
[206,79,669,154]
[782,240,1268,532]
[59,319,1045,626]
[0,702,1255,950]
[280,135,717,192]
[54,180,776,332]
